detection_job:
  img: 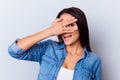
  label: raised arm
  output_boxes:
[8,18,77,62]
[17,18,77,50]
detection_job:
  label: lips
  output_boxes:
[62,34,72,40]
[63,35,72,38]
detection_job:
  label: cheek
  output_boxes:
[73,24,78,30]
[74,26,78,30]
[73,30,80,40]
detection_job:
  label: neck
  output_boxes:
[66,41,84,56]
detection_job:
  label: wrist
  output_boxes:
[44,27,55,37]
[46,27,55,36]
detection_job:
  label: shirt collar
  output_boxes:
[56,42,89,59]
[56,42,65,49]
[81,46,89,59]
[57,42,89,55]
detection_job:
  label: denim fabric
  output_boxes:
[8,39,102,80]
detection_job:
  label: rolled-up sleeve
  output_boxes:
[8,39,50,62]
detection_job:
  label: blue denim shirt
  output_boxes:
[8,39,102,80]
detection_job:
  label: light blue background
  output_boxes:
[0,0,120,80]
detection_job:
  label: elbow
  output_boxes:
[8,43,25,59]
[8,45,19,59]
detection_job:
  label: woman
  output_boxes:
[8,7,102,80]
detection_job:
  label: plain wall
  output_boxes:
[0,0,120,80]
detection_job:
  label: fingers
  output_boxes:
[55,18,63,22]
[51,17,78,35]
[64,17,77,26]
[55,17,77,26]
[63,27,75,33]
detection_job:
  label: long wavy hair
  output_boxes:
[56,7,91,52]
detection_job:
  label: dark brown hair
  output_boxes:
[56,7,91,52]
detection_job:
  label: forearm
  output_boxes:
[16,17,77,50]
[17,27,53,50]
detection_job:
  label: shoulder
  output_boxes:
[83,51,102,73]
[86,51,101,62]
[38,39,63,49]
[37,39,55,46]
[85,51,101,67]
[38,39,58,45]
[81,51,102,77]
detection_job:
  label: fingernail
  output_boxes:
[75,19,77,21]
[72,17,75,19]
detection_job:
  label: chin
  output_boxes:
[64,41,73,46]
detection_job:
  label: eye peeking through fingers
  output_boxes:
[68,23,75,27]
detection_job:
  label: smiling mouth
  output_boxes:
[62,34,72,40]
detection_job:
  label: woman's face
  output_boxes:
[60,13,80,46]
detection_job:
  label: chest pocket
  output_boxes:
[39,55,56,75]
[82,69,95,80]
